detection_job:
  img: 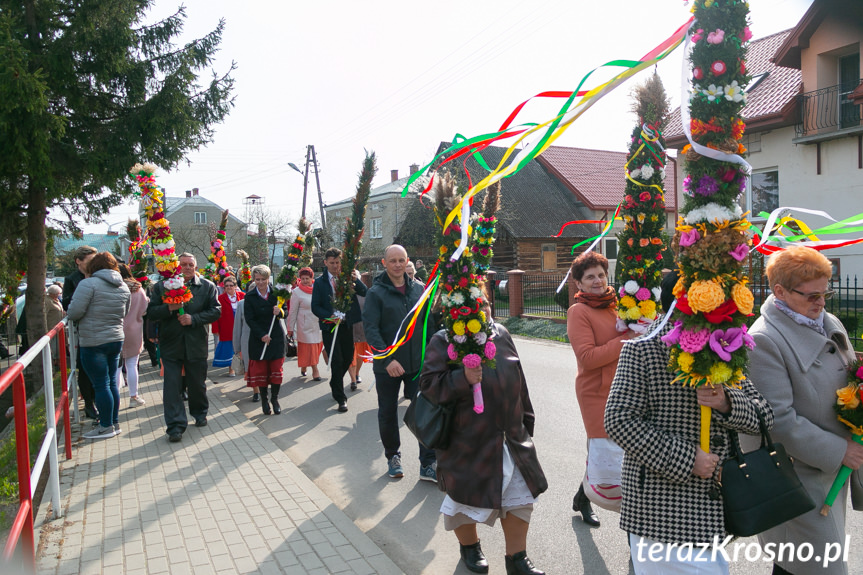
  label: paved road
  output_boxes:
[217,335,862,575]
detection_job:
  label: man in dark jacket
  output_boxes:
[311,247,367,413]
[363,245,436,481]
[61,245,99,419]
[147,253,220,442]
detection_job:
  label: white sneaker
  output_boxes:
[83,425,117,439]
[114,424,122,435]
[129,396,146,407]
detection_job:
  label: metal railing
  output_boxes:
[1,318,73,572]
[522,273,568,318]
[796,81,863,138]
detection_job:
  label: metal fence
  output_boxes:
[521,273,568,318]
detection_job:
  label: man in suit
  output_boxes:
[62,245,99,419]
[147,253,221,442]
[311,247,367,413]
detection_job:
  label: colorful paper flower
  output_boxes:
[688,280,726,313]
[711,61,727,75]
[710,362,733,384]
[724,80,745,103]
[706,29,725,44]
[462,354,482,369]
[728,244,749,262]
[677,352,695,373]
[679,229,701,247]
[731,283,754,315]
[681,328,711,353]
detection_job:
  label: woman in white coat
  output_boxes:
[287,267,323,381]
[745,246,863,575]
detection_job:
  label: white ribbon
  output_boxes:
[752,206,863,252]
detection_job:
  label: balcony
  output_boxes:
[794,80,863,143]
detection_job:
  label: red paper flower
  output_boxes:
[703,299,740,324]
[639,191,652,202]
[693,67,704,80]
[711,61,727,75]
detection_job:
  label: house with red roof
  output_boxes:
[537,146,678,276]
[665,0,863,277]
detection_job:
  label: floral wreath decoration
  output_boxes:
[126,220,150,289]
[236,250,252,291]
[130,163,192,309]
[273,217,311,308]
[205,210,232,285]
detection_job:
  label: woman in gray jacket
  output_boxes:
[67,252,130,439]
[745,246,862,575]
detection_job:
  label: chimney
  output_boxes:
[391,169,398,182]
[409,163,419,175]
[192,187,199,196]
[185,190,191,197]
[107,230,119,236]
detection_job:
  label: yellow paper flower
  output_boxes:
[626,306,642,320]
[466,319,482,334]
[618,309,628,319]
[677,352,695,373]
[688,280,725,313]
[731,283,754,315]
[453,321,465,336]
[710,362,733,384]
[673,276,686,298]
[439,246,448,255]
[638,300,656,316]
[478,311,486,322]
[644,309,657,320]
[620,295,636,308]
[837,385,861,409]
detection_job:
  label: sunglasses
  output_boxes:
[790,288,834,302]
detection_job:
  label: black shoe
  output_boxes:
[262,401,271,415]
[167,433,182,443]
[505,551,544,575]
[271,398,281,415]
[337,402,348,413]
[356,376,362,384]
[350,381,357,391]
[459,541,489,574]
[573,485,600,527]
[195,418,207,427]
[252,392,260,402]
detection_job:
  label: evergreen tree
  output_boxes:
[0,2,235,344]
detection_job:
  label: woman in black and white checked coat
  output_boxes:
[604,272,774,574]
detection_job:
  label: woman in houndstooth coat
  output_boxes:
[604,274,774,573]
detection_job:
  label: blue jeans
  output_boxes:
[79,341,123,429]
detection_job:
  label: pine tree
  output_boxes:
[0,2,235,343]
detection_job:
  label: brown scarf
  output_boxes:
[574,285,617,308]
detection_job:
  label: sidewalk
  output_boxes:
[33,361,404,575]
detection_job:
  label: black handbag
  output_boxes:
[718,412,815,537]
[285,336,297,358]
[403,391,454,450]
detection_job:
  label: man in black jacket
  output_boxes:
[311,247,367,413]
[363,245,436,481]
[61,245,99,419]
[147,253,221,442]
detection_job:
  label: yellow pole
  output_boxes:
[700,405,711,452]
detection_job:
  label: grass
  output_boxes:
[499,316,569,343]
[0,379,52,532]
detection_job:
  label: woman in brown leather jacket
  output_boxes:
[420,319,547,575]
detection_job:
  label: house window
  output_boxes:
[604,238,618,260]
[828,258,841,282]
[839,53,861,129]
[742,132,761,153]
[194,212,207,225]
[370,218,383,239]
[741,169,779,219]
[541,244,557,271]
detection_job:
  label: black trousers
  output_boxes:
[142,321,158,365]
[321,322,353,404]
[375,370,436,466]
[76,349,96,406]
[162,357,208,435]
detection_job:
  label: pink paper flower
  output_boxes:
[679,229,701,247]
[728,244,749,262]
[856,365,863,381]
[484,341,497,359]
[447,344,458,361]
[680,328,711,353]
[692,28,704,43]
[693,67,704,80]
[706,29,725,44]
[463,354,482,369]
[635,287,651,302]
[711,61,727,75]
[742,26,753,42]
[661,321,683,346]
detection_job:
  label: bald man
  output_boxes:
[363,245,437,481]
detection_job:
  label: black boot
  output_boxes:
[83,401,99,420]
[252,392,260,402]
[260,386,271,415]
[505,551,544,575]
[270,384,281,414]
[573,484,600,527]
[459,540,489,574]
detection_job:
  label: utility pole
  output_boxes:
[309,145,327,235]
[301,145,311,218]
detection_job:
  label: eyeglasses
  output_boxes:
[790,288,834,302]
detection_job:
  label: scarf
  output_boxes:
[574,285,617,309]
[297,282,313,294]
[774,297,827,336]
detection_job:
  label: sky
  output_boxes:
[85,0,815,234]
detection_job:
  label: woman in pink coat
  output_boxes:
[287,268,323,380]
[119,264,149,407]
